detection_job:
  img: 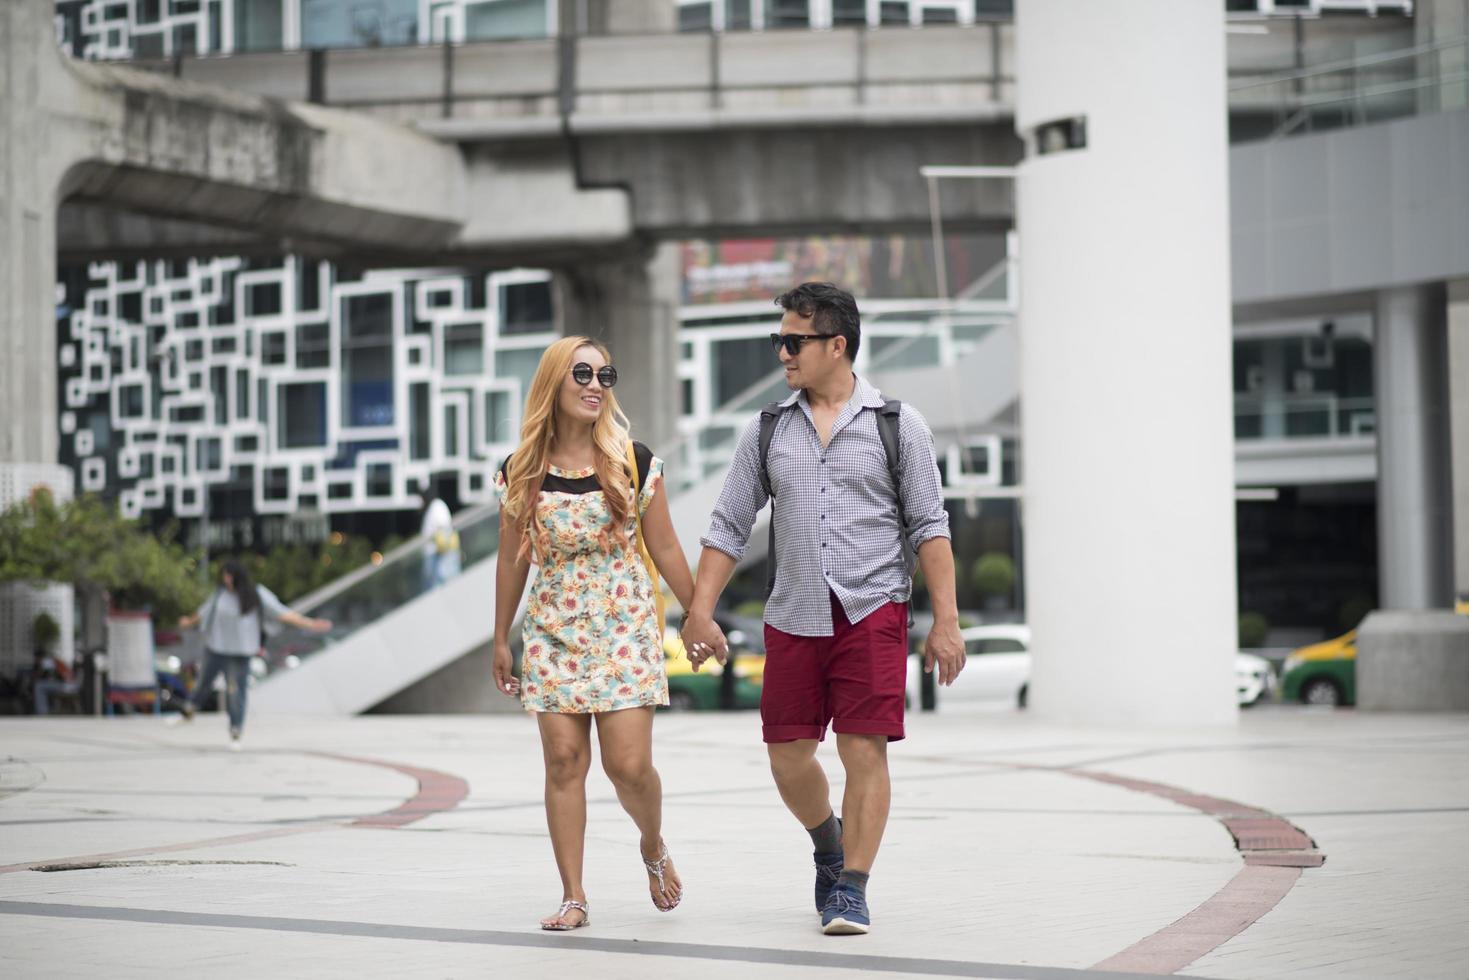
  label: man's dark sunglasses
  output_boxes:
[769,332,836,357]
[571,362,618,388]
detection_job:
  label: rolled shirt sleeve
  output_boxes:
[255,584,289,625]
[699,415,769,562]
[897,406,951,551]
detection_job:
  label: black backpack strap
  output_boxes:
[631,440,653,495]
[758,402,788,597]
[877,399,917,627]
[876,399,907,536]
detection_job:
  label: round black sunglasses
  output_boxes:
[571,362,618,388]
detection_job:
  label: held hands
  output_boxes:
[492,639,520,697]
[681,612,729,673]
[924,618,966,686]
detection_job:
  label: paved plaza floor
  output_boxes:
[1,705,1466,979]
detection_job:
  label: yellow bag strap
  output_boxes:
[626,440,667,637]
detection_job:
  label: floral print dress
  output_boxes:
[494,446,668,713]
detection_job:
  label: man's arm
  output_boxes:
[917,538,964,685]
[685,417,769,668]
[897,407,963,684]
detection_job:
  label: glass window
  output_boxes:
[341,293,394,427]
[727,0,753,29]
[444,322,484,375]
[281,382,328,448]
[464,0,550,41]
[299,0,418,49]
[765,0,810,28]
[234,0,284,52]
[973,0,1013,16]
[495,347,545,403]
[484,390,513,444]
[678,2,714,31]
[833,0,866,25]
[879,1,909,25]
[500,280,554,335]
[409,383,431,460]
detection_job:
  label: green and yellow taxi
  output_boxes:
[662,615,765,711]
[1280,630,1356,707]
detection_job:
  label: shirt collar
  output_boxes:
[782,373,884,410]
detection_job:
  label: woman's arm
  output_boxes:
[279,609,331,633]
[493,508,532,696]
[495,509,532,644]
[639,480,696,611]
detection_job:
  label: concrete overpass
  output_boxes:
[2,0,470,465]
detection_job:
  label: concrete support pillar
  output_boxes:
[1016,1,1238,726]
[1450,280,1469,602]
[1415,0,1469,114]
[1376,285,1455,609]
[1,2,70,465]
[554,241,683,451]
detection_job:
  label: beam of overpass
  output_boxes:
[1,0,472,465]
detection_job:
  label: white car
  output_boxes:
[907,624,1032,709]
[907,625,1276,710]
[1235,651,1277,707]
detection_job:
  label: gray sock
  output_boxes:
[807,812,842,854]
[837,869,869,897]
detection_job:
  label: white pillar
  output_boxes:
[1016,1,1238,726]
[1375,284,1454,609]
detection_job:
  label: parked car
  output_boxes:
[907,625,1278,710]
[1281,630,1356,707]
[906,624,1031,709]
[662,614,765,711]
[1235,651,1277,707]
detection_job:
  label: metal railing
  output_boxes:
[121,23,1012,127]
[1229,33,1469,140]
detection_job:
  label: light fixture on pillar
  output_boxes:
[1031,116,1088,156]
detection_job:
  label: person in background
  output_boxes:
[420,490,462,590]
[171,560,331,750]
[31,650,80,715]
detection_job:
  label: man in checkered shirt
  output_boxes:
[683,282,965,937]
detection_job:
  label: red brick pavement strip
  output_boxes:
[1063,768,1324,975]
[0,752,470,874]
[305,751,471,829]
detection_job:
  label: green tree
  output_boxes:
[1238,612,1269,648]
[971,552,1016,603]
[32,612,60,654]
[0,491,205,624]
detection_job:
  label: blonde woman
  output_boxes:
[492,336,718,931]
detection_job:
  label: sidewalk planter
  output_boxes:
[104,608,159,714]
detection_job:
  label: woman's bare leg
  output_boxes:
[537,712,594,926]
[596,706,682,909]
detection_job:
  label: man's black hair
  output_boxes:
[774,282,861,361]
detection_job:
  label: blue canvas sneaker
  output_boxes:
[820,882,871,935]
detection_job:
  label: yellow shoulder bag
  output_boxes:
[625,440,666,637]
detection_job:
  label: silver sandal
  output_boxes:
[642,842,682,912]
[540,899,589,931]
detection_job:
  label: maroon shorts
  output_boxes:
[761,593,909,744]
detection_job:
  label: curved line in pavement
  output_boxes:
[0,751,469,875]
[1059,767,1324,976]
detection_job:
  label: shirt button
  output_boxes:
[820,487,826,493]
[820,514,825,520]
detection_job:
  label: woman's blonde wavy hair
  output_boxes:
[501,336,634,563]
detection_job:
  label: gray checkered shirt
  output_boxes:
[701,374,950,637]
